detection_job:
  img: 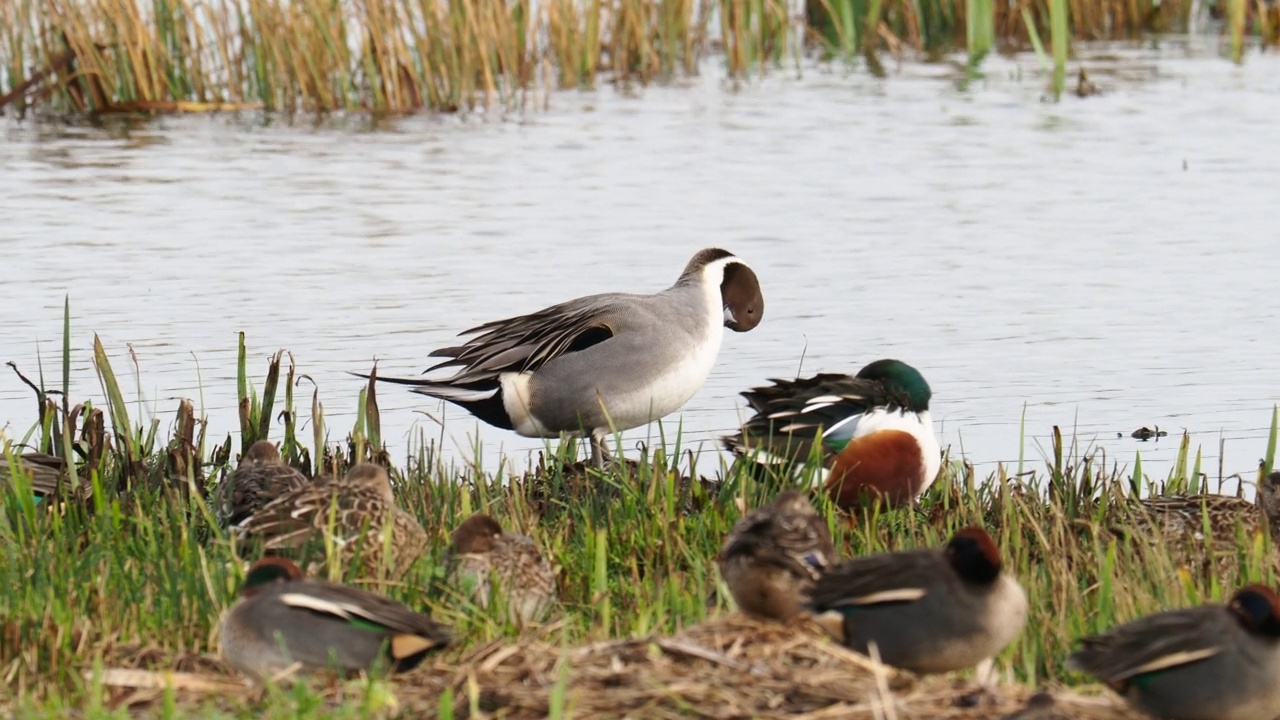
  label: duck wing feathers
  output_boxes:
[727,374,912,459]
[807,549,941,609]
[424,293,642,384]
[1067,605,1227,682]
[276,579,450,639]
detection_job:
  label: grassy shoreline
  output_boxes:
[1,0,1277,118]
[2,328,1279,716]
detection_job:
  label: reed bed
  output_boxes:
[1,0,1276,117]
[2,316,1279,717]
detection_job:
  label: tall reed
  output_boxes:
[1,0,1275,117]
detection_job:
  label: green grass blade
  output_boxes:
[1264,405,1278,476]
[1021,8,1050,72]
[92,335,136,464]
[1049,0,1068,98]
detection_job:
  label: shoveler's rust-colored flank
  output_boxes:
[825,429,927,507]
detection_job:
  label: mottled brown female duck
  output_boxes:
[234,463,428,580]
[216,440,309,529]
[1123,472,1280,571]
[716,490,836,621]
[447,512,558,624]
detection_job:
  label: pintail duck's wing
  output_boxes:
[410,293,640,386]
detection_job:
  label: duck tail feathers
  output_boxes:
[348,371,498,402]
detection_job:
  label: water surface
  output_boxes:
[3,39,1278,488]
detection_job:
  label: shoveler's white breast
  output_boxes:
[818,408,940,493]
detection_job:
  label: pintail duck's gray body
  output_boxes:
[807,527,1028,676]
[717,490,836,621]
[1067,584,1280,720]
[364,248,763,462]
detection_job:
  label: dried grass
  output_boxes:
[88,615,1147,719]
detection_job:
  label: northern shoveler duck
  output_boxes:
[219,556,451,679]
[723,359,941,510]
[716,489,836,621]
[806,527,1027,678]
[359,248,764,466]
[216,440,309,529]
[446,513,558,624]
[234,463,428,580]
[1067,584,1280,720]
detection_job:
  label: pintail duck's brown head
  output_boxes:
[682,248,764,333]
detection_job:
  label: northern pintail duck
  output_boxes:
[219,556,451,679]
[365,248,763,465]
[807,527,1027,677]
[216,440,309,529]
[716,489,836,621]
[234,463,428,580]
[1067,583,1280,720]
[446,513,558,624]
[724,359,940,510]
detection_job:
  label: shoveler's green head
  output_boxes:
[856,359,931,412]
